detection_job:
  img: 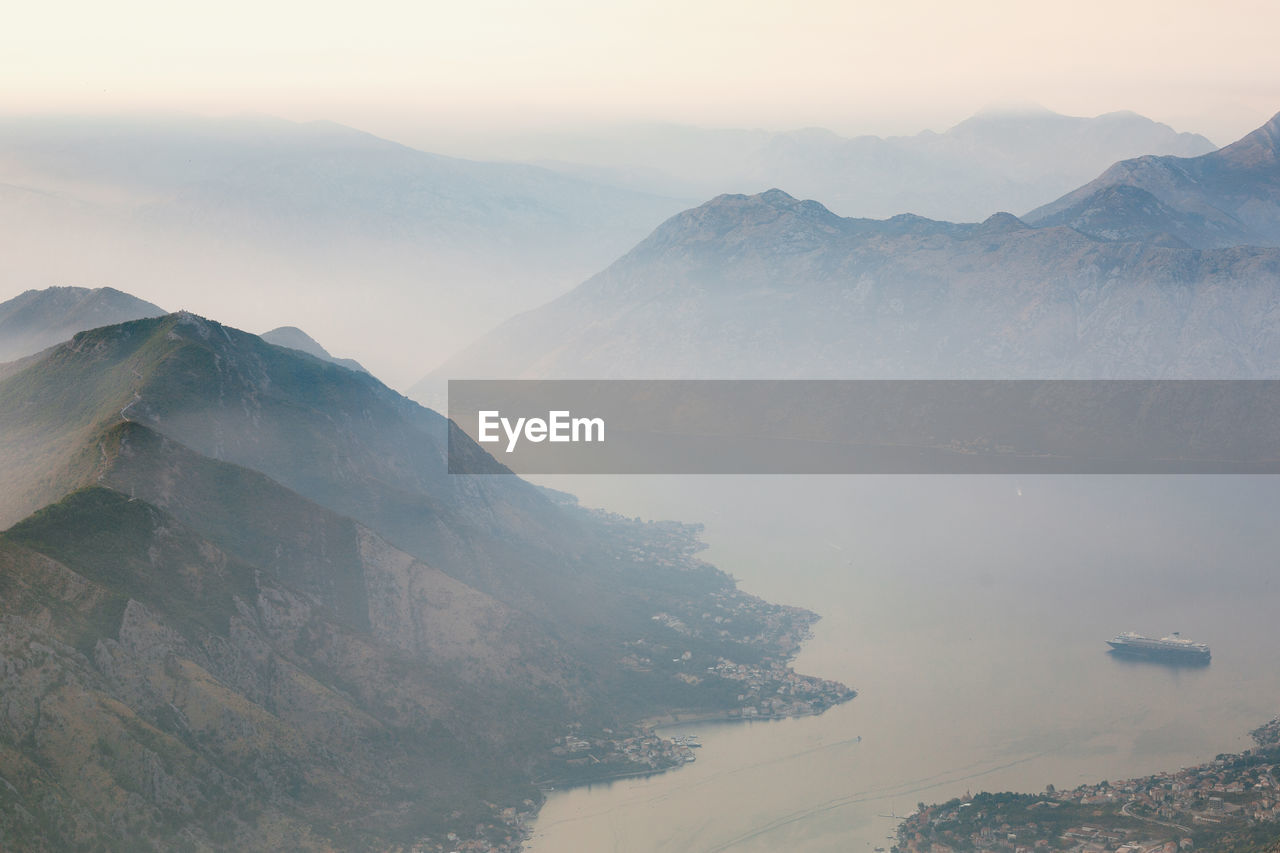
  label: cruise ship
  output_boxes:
[1107,632,1210,663]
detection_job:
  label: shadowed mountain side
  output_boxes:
[0,487,545,851]
[96,421,550,675]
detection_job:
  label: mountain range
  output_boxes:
[485,107,1214,222]
[5,104,1280,851]
[0,109,1222,385]
[423,112,1280,387]
[0,287,369,381]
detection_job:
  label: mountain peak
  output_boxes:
[1215,109,1280,168]
[975,212,1028,234]
[678,189,841,227]
[262,325,334,359]
[261,325,369,374]
[0,285,166,363]
[759,187,798,205]
[700,188,803,210]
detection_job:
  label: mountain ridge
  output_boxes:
[421,191,1280,386]
[1026,110,1280,248]
[500,108,1216,222]
[421,110,1280,389]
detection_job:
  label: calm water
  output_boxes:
[525,476,1280,852]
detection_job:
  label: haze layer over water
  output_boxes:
[526,476,1280,852]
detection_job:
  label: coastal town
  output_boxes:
[403,798,539,853]
[403,508,857,853]
[582,504,833,656]
[893,718,1280,853]
[539,655,855,788]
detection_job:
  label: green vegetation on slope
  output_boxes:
[5,486,257,640]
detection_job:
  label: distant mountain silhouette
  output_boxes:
[424,112,1280,388]
[515,108,1214,221]
[0,115,688,381]
[0,285,164,362]
[261,325,368,373]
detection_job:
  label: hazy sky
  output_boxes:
[5,0,1280,147]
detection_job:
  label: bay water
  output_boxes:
[525,475,1280,852]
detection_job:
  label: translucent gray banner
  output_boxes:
[447,380,1280,474]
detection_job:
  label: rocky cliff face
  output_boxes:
[0,488,538,851]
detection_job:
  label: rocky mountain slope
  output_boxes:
[0,484,545,851]
[0,312,847,850]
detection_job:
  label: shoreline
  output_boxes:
[640,698,851,731]
[639,708,748,728]
[523,696,855,850]
[519,512,854,849]
[536,692,856,790]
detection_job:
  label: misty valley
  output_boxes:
[4,103,1280,853]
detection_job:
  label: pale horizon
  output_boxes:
[5,0,1280,152]
[5,0,1280,386]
